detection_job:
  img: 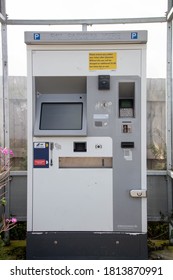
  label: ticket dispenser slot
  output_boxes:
[119,82,135,118]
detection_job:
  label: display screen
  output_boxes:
[40,103,83,130]
[119,99,133,109]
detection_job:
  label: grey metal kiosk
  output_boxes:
[25,30,148,259]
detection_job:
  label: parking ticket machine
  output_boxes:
[25,31,147,259]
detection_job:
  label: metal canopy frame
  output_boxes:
[6,17,166,26]
[167,0,173,218]
[0,0,173,219]
[0,0,171,168]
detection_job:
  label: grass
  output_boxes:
[150,245,173,260]
[148,239,173,259]
[0,240,26,260]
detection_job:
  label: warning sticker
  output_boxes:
[89,52,117,70]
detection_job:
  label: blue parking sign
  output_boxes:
[34,33,40,40]
[131,32,138,40]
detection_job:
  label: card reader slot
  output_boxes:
[121,142,134,148]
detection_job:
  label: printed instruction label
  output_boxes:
[89,52,117,70]
[33,142,49,168]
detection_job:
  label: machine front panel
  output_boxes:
[27,38,146,236]
[32,74,144,233]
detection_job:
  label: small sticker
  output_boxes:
[124,149,132,161]
[122,124,132,133]
[55,143,62,150]
[93,114,109,120]
[34,142,45,148]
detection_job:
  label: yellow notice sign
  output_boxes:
[89,52,117,70]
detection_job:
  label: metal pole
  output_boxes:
[166,23,172,171]
[167,0,173,243]
[1,24,9,149]
[82,24,88,31]
[168,0,173,12]
[1,0,10,243]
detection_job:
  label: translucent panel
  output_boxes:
[9,77,27,170]
[147,79,166,170]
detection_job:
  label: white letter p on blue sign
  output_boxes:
[131,32,138,39]
[34,33,40,40]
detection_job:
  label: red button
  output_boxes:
[34,159,46,166]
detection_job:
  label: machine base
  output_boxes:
[27,231,148,260]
